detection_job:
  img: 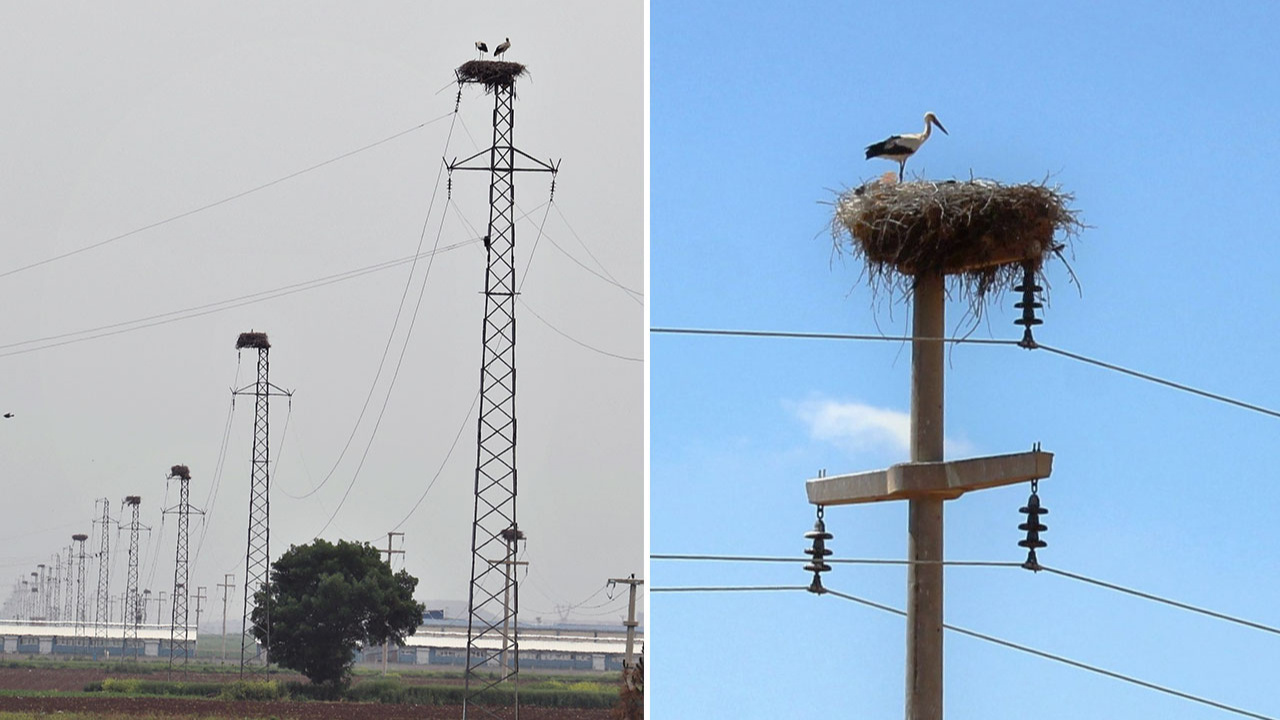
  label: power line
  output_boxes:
[520,298,643,363]
[652,585,808,593]
[448,199,641,362]
[823,587,1277,720]
[1034,343,1280,420]
[0,117,449,281]
[651,326,1280,420]
[652,553,1019,567]
[378,389,480,537]
[312,121,461,537]
[654,554,1280,637]
[650,327,1017,345]
[551,203,643,302]
[0,239,476,359]
[655,583,1276,720]
[1039,565,1280,638]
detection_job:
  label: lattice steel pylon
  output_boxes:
[166,464,202,676]
[71,533,89,643]
[50,553,61,623]
[122,496,143,659]
[62,544,74,624]
[447,56,557,720]
[93,497,112,645]
[232,331,291,675]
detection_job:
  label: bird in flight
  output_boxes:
[3,413,13,419]
[865,112,948,181]
[494,37,511,59]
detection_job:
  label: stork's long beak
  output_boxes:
[932,117,948,135]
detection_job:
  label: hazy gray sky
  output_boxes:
[0,2,643,628]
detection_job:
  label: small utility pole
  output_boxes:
[217,574,235,664]
[193,586,207,659]
[497,526,528,676]
[377,532,405,675]
[607,575,644,669]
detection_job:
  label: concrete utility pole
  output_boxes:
[806,271,1054,720]
[193,586,207,658]
[607,575,644,669]
[217,574,235,664]
[378,532,405,675]
[497,526,528,676]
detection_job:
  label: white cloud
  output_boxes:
[793,398,973,459]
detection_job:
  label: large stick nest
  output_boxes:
[170,465,191,480]
[831,177,1082,308]
[456,60,527,93]
[236,331,270,350]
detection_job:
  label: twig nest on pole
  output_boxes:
[832,178,1081,305]
[456,60,528,92]
[169,465,191,480]
[236,331,270,350]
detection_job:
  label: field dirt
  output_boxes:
[0,665,495,690]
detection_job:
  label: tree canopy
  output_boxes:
[250,538,424,687]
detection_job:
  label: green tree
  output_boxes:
[250,538,424,688]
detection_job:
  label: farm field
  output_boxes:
[0,664,616,719]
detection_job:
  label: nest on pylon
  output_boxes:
[456,60,528,93]
[831,175,1082,311]
[236,331,270,350]
[170,465,191,480]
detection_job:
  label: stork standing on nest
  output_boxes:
[475,41,488,59]
[865,112,948,181]
[494,37,511,59]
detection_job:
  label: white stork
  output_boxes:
[494,37,511,59]
[475,40,488,58]
[864,112,948,181]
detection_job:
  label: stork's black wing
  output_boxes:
[865,135,905,159]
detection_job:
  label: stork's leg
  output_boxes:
[899,163,905,182]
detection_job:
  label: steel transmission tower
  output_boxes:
[448,56,557,719]
[62,544,74,623]
[232,331,291,674]
[166,464,202,675]
[50,554,61,622]
[93,497,112,645]
[122,495,144,658]
[71,533,89,643]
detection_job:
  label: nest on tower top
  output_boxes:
[236,331,270,350]
[456,60,528,92]
[170,465,191,480]
[831,177,1082,307]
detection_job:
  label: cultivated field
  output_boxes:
[0,663,618,719]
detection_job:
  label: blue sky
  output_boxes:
[651,2,1280,718]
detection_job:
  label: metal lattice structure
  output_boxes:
[448,58,556,720]
[50,554,61,622]
[62,544,74,623]
[233,332,290,674]
[71,533,89,643]
[94,497,111,645]
[167,465,200,675]
[122,496,142,658]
